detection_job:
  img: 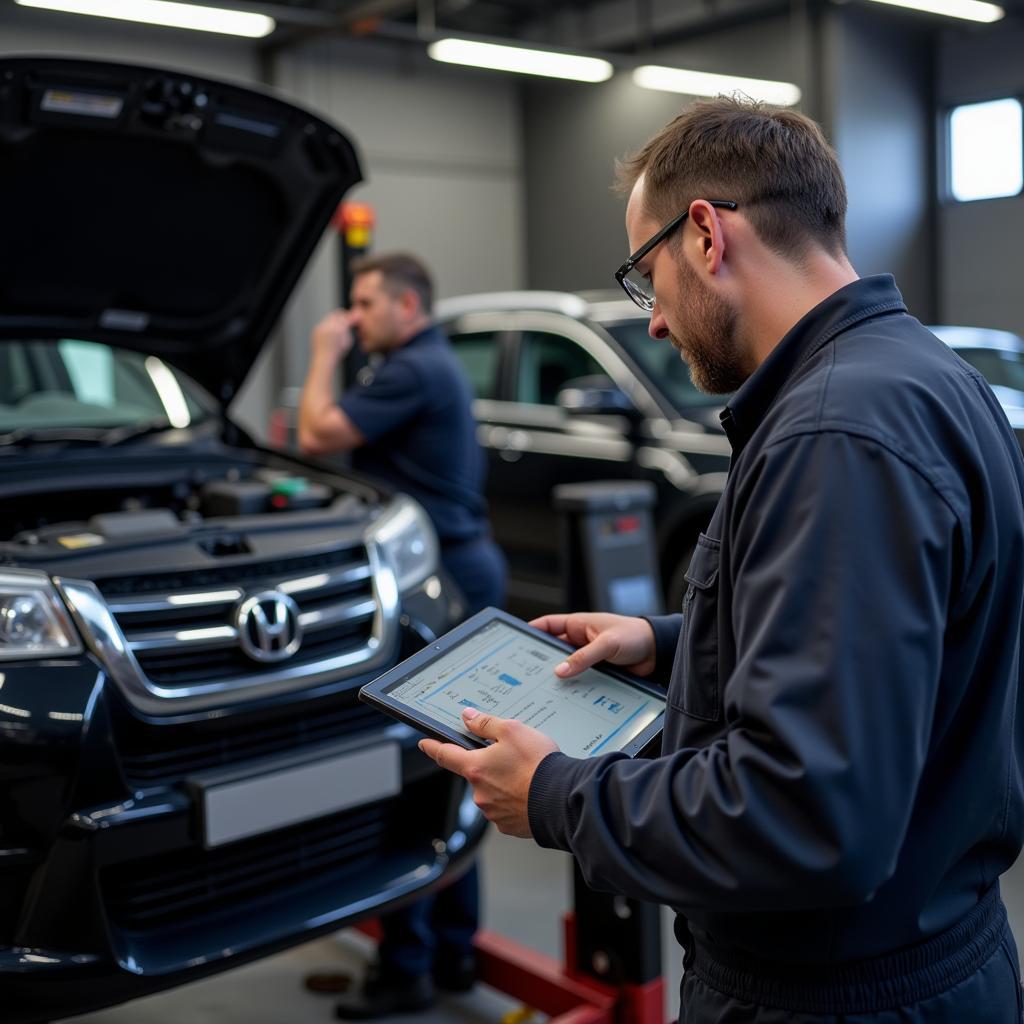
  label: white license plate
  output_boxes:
[200,742,401,848]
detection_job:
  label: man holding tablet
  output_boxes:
[417,98,1024,1023]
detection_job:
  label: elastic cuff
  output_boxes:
[528,752,583,850]
[641,614,683,680]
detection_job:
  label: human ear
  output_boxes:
[688,200,726,274]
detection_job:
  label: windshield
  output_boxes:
[952,346,1024,429]
[603,319,728,412]
[0,339,213,435]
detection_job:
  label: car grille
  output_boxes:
[117,691,390,786]
[102,802,393,930]
[100,545,377,687]
[58,540,400,714]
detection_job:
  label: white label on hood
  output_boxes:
[41,90,124,119]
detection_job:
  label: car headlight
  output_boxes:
[366,495,440,594]
[0,571,83,661]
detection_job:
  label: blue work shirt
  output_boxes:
[340,324,487,544]
[529,277,1024,969]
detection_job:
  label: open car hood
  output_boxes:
[0,57,362,402]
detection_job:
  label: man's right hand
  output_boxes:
[311,309,355,361]
[529,612,657,679]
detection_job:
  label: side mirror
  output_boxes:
[555,375,641,419]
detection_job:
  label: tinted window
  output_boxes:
[448,331,501,400]
[517,332,603,405]
[0,339,210,432]
[955,346,1024,427]
[605,320,726,411]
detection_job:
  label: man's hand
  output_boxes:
[311,309,355,361]
[418,708,558,838]
[530,612,657,679]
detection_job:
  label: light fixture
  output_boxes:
[14,0,276,38]
[428,38,613,83]
[865,0,1002,19]
[633,66,802,107]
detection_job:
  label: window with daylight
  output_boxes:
[949,98,1023,202]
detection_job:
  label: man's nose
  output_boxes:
[648,303,670,341]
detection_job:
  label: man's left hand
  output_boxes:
[418,708,558,838]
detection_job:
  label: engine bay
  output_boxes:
[1,462,372,550]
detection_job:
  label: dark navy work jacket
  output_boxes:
[340,324,487,544]
[529,276,1024,966]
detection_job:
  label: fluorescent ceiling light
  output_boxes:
[428,38,613,83]
[14,0,276,37]
[864,0,1002,19]
[634,65,801,106]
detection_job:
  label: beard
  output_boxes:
[668,259,749,395]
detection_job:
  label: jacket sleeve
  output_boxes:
[641,614,683,680]
[528,430,960,912]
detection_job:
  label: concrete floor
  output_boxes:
[66,829,1024,1024]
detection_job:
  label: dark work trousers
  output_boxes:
[378,535,507,978]
[677,886,1023,1023]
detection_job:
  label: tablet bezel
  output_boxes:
[359,606,665,758]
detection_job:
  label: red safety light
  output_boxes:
[332,201,376,249]
[614,515,641,534]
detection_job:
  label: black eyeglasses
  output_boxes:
[615,200,738,310]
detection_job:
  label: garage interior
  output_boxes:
[1,0,1023,1020]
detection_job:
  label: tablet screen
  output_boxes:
[386,618,665,758]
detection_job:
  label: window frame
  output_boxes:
[944,95,1024,204]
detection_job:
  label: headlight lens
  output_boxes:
[367,496,439,593]
[0,572,82,660]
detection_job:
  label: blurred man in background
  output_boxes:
[300,252,506,1018]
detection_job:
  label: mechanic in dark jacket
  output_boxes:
[419,98,1024,1022]
[299,252,506,1019]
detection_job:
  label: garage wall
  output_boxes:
[819,6,936,320]
[934,23,1024,335]
[272,37,526,395]
[519,6,937,322]
[519,15,800,294]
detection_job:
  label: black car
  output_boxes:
[437,293,1024,617]
[0,58,483,1024]
[437,291,732,613]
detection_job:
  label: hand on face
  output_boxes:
[311,309,355,361]
[529,612,657,679]
[418,709,558,838]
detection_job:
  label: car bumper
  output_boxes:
[3,751,484,1024]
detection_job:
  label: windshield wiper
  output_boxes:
[101,418,177,446]
[0,426,109,448]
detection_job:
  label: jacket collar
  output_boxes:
[719,275,907,454]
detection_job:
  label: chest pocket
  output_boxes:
[669,533,722,722]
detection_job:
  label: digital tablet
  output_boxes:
[359,607,665,759]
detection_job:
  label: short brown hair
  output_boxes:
[351,252,433,313]
[616,97,848,259]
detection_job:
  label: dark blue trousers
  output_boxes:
[678,888,1022,1023]
[378,535,507,978]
